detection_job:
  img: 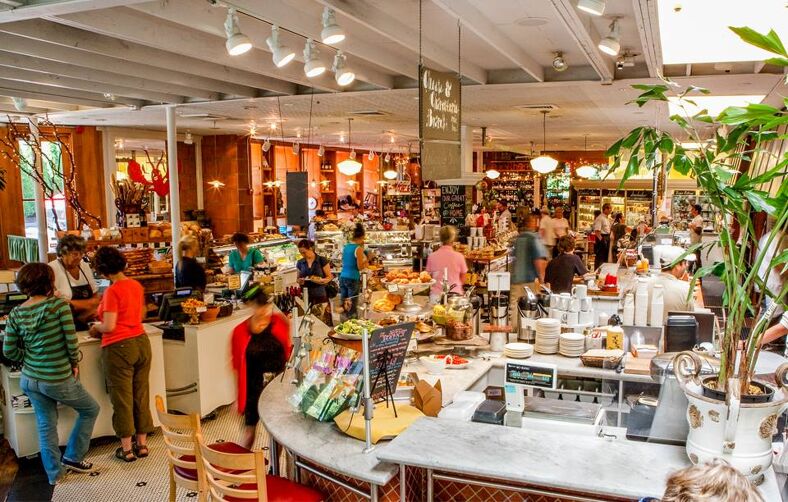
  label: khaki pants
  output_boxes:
[102,335,154,438]
[509,282,539,332]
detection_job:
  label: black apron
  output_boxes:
[59,259,94,330]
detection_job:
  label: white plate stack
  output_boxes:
[559,332,586,357]
[535,318,561,354]
[504,342,534,359]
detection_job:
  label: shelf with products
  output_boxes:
[488,172,536,213]
[625,191,653,227]
[421,188,441,223]
[601,190,626,217]
[576,190,601,231]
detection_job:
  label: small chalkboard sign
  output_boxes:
[367,322,415,401]
[440,185,466,228]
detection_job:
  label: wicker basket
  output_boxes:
[580,349,624,368]
[445,321,473,341]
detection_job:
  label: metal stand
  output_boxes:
[396,287,424,313]
[361,328,374,453]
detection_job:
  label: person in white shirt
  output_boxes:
[654,246,698,323]
[495,200,512,235]
[550,207,570,257]
[539,208,555,257]
[592,203,612,271]
[49,235,100,328]
[688,204,704,267]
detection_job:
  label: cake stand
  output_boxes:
[382,280,435,313]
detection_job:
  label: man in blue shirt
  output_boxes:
[509,209,548,328]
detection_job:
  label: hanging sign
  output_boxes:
[440,185,467,228]
[420,65,461,181]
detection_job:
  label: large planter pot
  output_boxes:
[673,352,788,485]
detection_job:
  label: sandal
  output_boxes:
[115,447,136,462]
[133,444,149,458]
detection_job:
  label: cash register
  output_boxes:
[0,292,28,318]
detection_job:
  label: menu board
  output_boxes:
[368,322,415,401]
[420,65,461,181]
[440,185,467,228]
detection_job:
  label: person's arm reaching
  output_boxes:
[534,258,547,283]
[355,246,368,271]
[761,313,788,346]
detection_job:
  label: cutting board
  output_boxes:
[623,356,651,375]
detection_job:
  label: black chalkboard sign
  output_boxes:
[440,185,467,228]
[367,322,415,401]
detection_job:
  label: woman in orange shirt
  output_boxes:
[89,247,153,463]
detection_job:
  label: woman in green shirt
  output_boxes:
[3,263,100,484]
[228,232,264,273]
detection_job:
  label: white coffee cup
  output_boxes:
[572,284,588,299]
[550,308,563,320]
[550,294,560,309]
[570,298,581,313]
[559,293,571,311]
[563,311,579,326]
[580,297,593,312]
[578,310,594,325]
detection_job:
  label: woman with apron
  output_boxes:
[49,235,100,330]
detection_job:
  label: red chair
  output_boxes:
[155,395,252,502]
[196,432,324,502]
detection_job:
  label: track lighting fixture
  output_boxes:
[184,131,193,145]
[367,151,375,161]
[318,144,325,157]
[332,51,355,86]
[303,39,326,78]
[599,18,621,56]
[266,25,295,68]
[577,0,605,16]
[263,138,271,152]
[224,8,252,56]
[384,152,391,163]
[552,52,568,72]
[320,7,345,45]
[292,142,300,155]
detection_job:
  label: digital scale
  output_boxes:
[503,359,558,413]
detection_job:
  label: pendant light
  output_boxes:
[337,118,362,176]
[266,25,295,68]
[332,51,355,86]
[320,7,345,45]
[303,39,326,78]
[224,8,252,56]
[576,135,598,179]
[367,150,375,161]
[530,111,558,174]
[485,169,501,179]
[598,19,621,56]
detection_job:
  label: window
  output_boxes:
[19,141,66,250]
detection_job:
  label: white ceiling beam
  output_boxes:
[631,0,663,78]
[0,96,79,113]
[313,0,487,84]
[430,0,543,82]
[0,50,219,101]
[0,0,151,23]
[548,0,616,83]
[0,79,142,108]
[0,65,185,104]
[0,31,258,99]
[49,8,339,93]
[0,18,298,95]
[131,0,395,89]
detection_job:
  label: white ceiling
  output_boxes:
[0,0,784,152]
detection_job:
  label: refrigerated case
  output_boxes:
[625,191,652,226]
[671,190,716,231]
[366,230,412,269]
[601,190,625,217]
[576,189,601,231]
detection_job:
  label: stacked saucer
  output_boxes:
[535,318,560,354]
[504,342,533,359]
[559,332,586,357]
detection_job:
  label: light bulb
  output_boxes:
[224,8,252,56]
[320,7,345,45]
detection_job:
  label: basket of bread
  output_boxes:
[383,269,433,285]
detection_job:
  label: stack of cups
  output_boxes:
[635,277,650,326]
[623,293,635,325]
[650,284,664,327]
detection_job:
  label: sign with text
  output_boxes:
[440,185,467,228]
[368,322,415,401]
[420,65,461,180]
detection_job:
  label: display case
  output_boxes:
[601,190,625,217]
[365,230,412,268]
[576,189,601,231]
[315,230,345,267]
[489,172,536,215]
[625,191,652,226]
[212,237,300,271]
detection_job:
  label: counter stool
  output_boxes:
[196,432,325,502]
[155,395,252,502]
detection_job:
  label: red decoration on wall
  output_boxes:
[127,159,151,186]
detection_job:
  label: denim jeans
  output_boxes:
[20,375,100,484]
[339,277,360,319]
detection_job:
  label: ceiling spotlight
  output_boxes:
[292,142,300,155]
[339,133,345,143]
[11,97,26,112]
[208,180,226,189]
[390,135,395,144]
[367,151,375,161]
[184,131,193,145]
[332,51,355,86]
[384,152,391,163]
[317,144,325,157]
[552,51,568,72]
[303,39,326,78]
[224,8,253,56]
[320,7,345,45]
[598,19,621,56]
[249,122,257,136]
[270,122,277,131]
[349,149,357,161]
[103,92,115,101]
[577,0,605,16]
[266,25,295,68]
[263,138,271,152]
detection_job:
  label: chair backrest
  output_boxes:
[155,395,203,475]
[196,432,268,502]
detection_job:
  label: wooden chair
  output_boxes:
[155,395,253,502]
[196,432,324,502]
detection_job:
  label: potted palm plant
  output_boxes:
[605,27,788,483]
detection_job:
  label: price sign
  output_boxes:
[386,283,399,293]
[227,275,241,290]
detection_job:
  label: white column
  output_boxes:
[195,136,204,210]
[166,106,181,269]
[100,127,117,227]
[28,117,48,262]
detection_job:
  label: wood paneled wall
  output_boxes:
[0,127,25,268]
[70,126,105,227]
[201,135,253,237]
[176,141,198,217]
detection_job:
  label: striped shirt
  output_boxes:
[3,297,79,382]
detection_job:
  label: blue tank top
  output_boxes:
[340,243,361,280]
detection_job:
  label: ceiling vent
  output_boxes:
[515,104,559,112]
[349,110,387,116]
[178,112,229,120]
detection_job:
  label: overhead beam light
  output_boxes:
[317,144,325,157]
[266,25,295,68]
[552,51,568,72]
[320,7,345,45]
[184,131,193,145]
[332,51,355,86]
[11,97,26,112]
[577,0,605,16]
[598,18,621,56]
[224,8,253,56]
[303,38,326,78]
